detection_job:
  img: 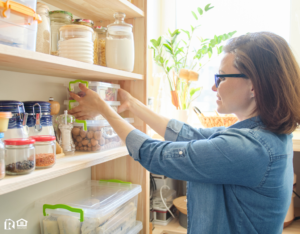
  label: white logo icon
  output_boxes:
[16,219,28,229]
[4,219,15,230]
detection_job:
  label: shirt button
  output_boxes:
[179,151,183,155]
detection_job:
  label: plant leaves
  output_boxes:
[182,30,191,40]
[150,39,157,48]
[197,7,203,15]
[191,25,195,32]
[190,87,201,98]
[163,44,173,54]
[192,11,198,20]
[204,3,214,11]
[157,36,162,46]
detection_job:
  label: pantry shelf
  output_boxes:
[0,146,129,195]
[0,45,143,81]
[42,0,144,21]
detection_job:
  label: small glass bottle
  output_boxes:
[94,26,107,66]
[36,3,51,54]
[0,133,5,180]
[4,138,35,175]
[49,11,73,56]
[31,135,56,169]
[56,110,75,155]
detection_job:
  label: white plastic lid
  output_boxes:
[127,221,143,234]
[35,180,141,218]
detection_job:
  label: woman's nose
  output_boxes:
[212,84,217,92]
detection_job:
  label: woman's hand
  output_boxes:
[68,83,107,120]
[117,89,133,114]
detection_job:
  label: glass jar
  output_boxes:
[36,3,51,54]
[0,133,5,180]
[94,26,107,66]
[58,25,94,64]
[106,12,134,72]
[73,19,98,64]
[31,135,56,169]
[4,138,35,175]
[49,11,73,56]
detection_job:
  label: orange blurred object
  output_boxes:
[198,115,238,128]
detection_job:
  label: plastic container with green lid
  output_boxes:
[35,180,142,234]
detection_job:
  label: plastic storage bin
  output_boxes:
[67,80,121,101]
[128,221,143,234]
[64,100,120,120]
[35,180,142,234]
[24,101,55,137]
[0,0,41,50]
[71,118,133,152]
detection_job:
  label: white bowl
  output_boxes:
[59,40,93,48]
[59,43,93,49]
[58,48,94,53]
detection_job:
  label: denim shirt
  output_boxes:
[126,116,294,234]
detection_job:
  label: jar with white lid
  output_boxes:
[58,25,94,64]
[106,12,134,72]
[0,133,5,180]
[4,138,35,175]
[31,135,56,169]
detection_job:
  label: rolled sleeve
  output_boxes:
[164,119,185,141]
[125,129,151,161]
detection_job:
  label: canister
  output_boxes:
[4,138,35,175]
[0,133,4,180]
[31,135,56,169]
[0,112,12,132]
[0,101,28,140]
[94,26,107,66]
[24,101,55,137]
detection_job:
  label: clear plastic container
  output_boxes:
[67,80,121,101]
[0,0,40,50]
[71,118,133,152]
[0,133,5,180]
[106,12,134,72]
[94,26,107,66]
[64,100,120,120]
[31,135,56,169]
[36,2,51,54]
[4,138,35,175]
[59,24,94,63]
[35,180,142,234]
[128,221,143,234]
[49,10,73,55]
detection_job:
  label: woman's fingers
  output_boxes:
[69,92,81,102]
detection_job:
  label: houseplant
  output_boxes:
[149,3,237,111]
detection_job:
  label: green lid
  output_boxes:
[49,10,73,18]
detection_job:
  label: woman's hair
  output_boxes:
[223,32,300,134]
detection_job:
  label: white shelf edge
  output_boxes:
[0,146,129,195]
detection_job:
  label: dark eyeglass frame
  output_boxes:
[214,74,248,88]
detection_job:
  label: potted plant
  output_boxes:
[149,3,237,114]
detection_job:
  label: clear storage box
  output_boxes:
[64,100,120,120]
[67,80,120,101]
[71,118,133,152]
[35,180,142,234]
[0,0,41,50]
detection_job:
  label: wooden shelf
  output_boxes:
[0,45,143,81]
[0,146,129,195]
[152,218,187,234]
[293,131,300,152]
[43,0,144,21]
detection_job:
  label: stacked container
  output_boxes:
[36,180,142,234]
[0,0,41,50]
[58,24,94,63]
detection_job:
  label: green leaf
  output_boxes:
[190,87,201,98]
[182,30,191,40]
[182,40,187,45]
[163,44,173,54]
[192,11,198,20]
[197,7,203,15]
[204,3,214,11]
[217,45,223,54]
[159,57,164,64]
[150,39,157,48]
[228,31,237,37]
[208,47,213,58]
[157,36,162,46]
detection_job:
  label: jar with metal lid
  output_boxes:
[58,25,94,64]
[0,133,5,180]
[106,12,134,72]
[0,101,28,140]
[36,2,51,54]
[73,19,98,64]
[30,135,56,169]
[4,138,35,175]
[49,11,73,56]
[24,101,55,137]
[94,26,107,66]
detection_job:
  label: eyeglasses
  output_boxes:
[214,74,248,88]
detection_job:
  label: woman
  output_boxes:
[69,32,300,234]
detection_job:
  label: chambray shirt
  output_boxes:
[126,116,294,234]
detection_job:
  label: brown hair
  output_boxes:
[223,32,300,134]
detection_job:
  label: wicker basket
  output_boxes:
[198,115,238,128]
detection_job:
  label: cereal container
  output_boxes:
[4,138,35,175]
[0,133,5,180]
[31,135,56,169]
[94,26,107,66]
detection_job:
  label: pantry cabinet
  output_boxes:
[0,0,149,233]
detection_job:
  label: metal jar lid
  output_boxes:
[49,10,73,18]
[0,101,25,114]
[94,26,107,33]
[23,101,51,114]
[73,19,94,28]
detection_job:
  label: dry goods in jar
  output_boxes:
[36,153,55,167]
[6,159,35,173]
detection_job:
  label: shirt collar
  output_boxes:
[228,115,264,130]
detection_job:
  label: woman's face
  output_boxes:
[212,53,257,120]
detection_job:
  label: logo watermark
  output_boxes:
[4,219,28,230]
